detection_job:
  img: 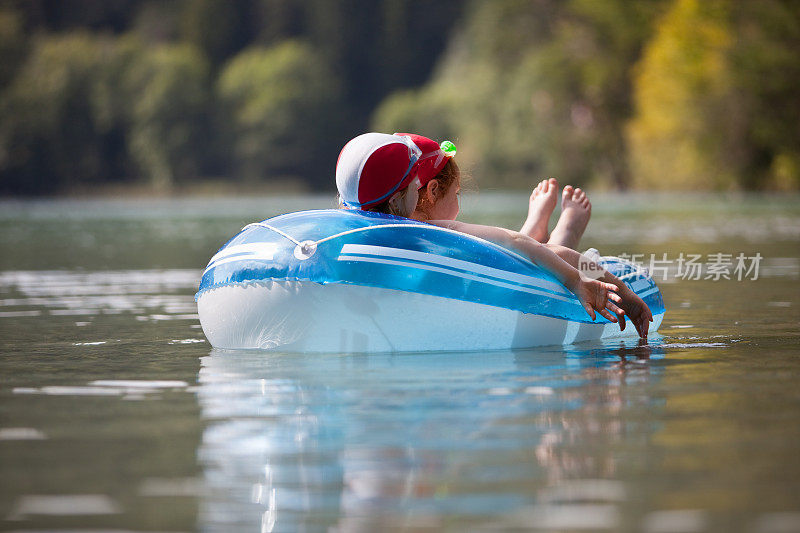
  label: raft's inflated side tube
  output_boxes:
[196,209,665,352]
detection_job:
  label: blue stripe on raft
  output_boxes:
[338,254,581,306]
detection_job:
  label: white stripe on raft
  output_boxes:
[205,243,278,272]
[339,244,572,297]
[205,251,278,273]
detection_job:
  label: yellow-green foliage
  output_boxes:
[627,0,735,190]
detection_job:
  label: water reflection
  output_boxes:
[195,339,665,531]
[0,269,200,318]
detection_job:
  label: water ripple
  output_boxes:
[0,269,200,318]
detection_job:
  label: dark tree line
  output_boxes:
[1,0,798,195]
[0,0,463,194]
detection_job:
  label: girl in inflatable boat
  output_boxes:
[335,132,653,338]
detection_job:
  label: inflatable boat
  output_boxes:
[196,210,664,352]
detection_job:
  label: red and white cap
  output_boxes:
[336,132,455,209]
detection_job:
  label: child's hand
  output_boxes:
[570,274,625,324]
[613,289,654,339]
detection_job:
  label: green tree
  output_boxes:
[731,1,800,190]
[0,32,109,193]
[0,32,210,194]
[373,0,665,189]
[217,40,341,184]
[124,42,210,191]
[0,0,466,194]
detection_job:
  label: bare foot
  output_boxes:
[548,185,591,250]
[521,177,558,242]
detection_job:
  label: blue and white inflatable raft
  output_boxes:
[196,209,664,352]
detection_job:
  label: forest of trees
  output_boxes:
[0,0,798,195]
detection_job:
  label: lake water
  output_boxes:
[1,193,799,532]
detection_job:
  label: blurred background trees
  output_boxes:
[217,40,341,186]
[628,0,800,191]
[0,0,797,195]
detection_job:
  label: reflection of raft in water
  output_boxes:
[196,209,665,352]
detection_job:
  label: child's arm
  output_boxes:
[545,244,654,338]
[429,220,625,323]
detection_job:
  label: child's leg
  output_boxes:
[548,185,591,250]
[521,178,558,242]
